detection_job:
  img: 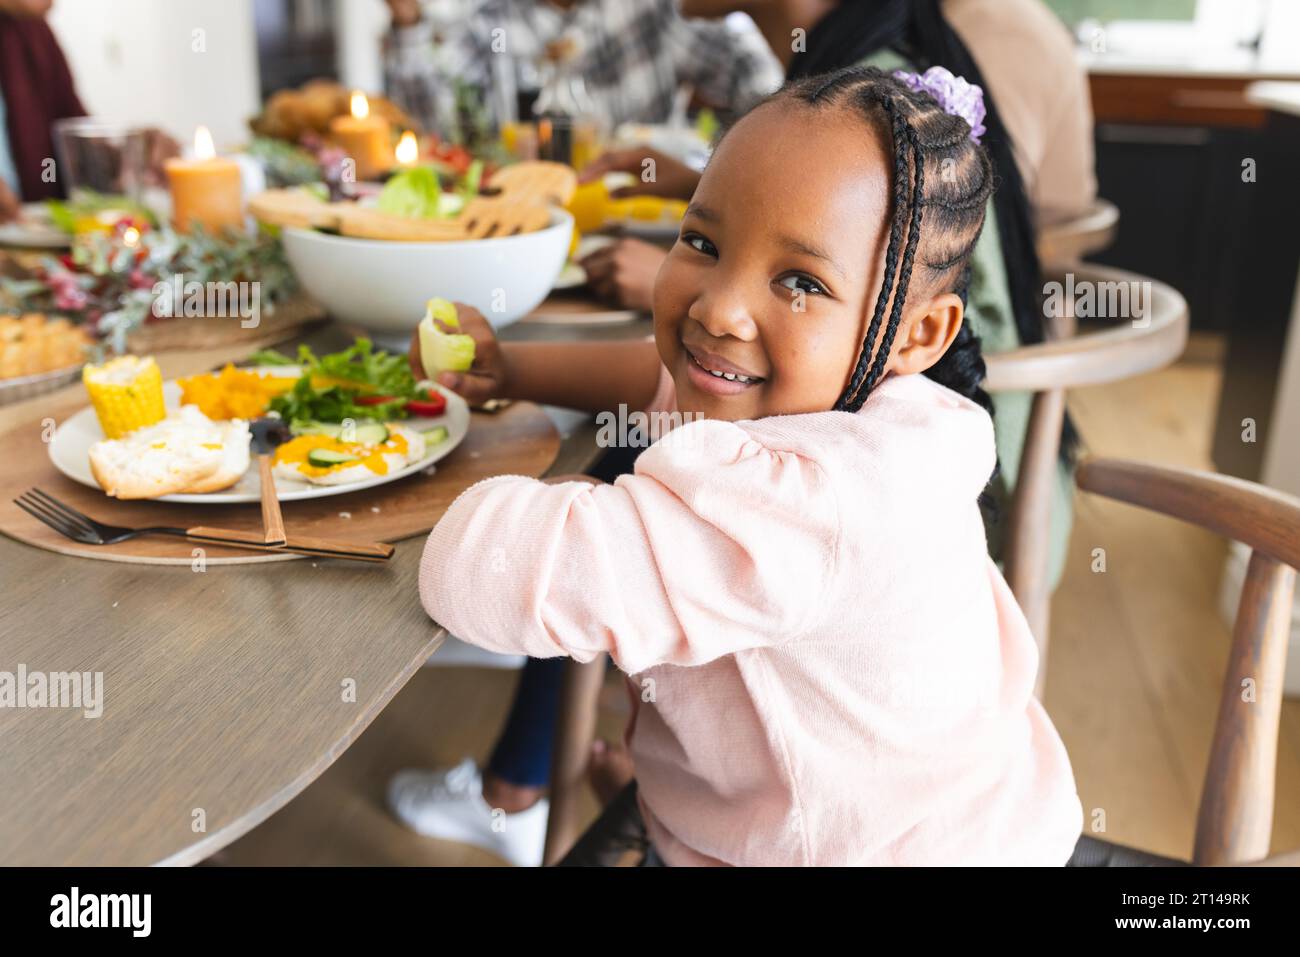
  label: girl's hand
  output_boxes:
[578,147,700,201]
[407,303,511,404]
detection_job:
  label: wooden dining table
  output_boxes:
[0,306,651,866]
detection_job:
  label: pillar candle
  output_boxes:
[329,92,392,182]
[165,126,243,233]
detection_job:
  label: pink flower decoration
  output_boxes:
[892,66,987,144]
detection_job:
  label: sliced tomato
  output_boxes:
[354,394,399,406]
[434,143,473,175]
[404,395,446,417]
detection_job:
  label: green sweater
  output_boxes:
[861,49,1074,587]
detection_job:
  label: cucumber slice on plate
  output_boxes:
[307,448,360,467]
[292,421,389,444]
[421,425,449,445]
[292,421,343,438]
[353,422,390,445]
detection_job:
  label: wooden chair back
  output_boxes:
[985,263,1189,696]
[1036,198,1120,268]
[1076,458,1300,865]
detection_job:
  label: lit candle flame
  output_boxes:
[350,91,370,121]
[395,130,418,166]
[193,125,216,161]
[122,226,141,248]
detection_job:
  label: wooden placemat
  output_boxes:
[126,294,326,353]
[0,400,559,565]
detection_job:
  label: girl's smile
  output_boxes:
[682,343,767,395]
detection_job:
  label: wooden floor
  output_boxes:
[218,334,1300,865]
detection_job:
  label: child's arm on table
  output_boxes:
[419,421,840,675]
[408,303,662,414]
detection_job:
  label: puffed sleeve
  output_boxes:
[419,420,841,674]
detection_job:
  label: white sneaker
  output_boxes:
[387,758,550,867]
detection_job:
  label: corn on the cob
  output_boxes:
[83,355,166,438]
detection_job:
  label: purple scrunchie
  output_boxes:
[892,66,987,144]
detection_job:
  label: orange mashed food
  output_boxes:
[178,364,296,420]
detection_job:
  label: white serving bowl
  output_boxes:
[280,209,573,345]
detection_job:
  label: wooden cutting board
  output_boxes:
[0,398,560,565]
[126,293,327,353]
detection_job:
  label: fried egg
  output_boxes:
[271,423,425,486]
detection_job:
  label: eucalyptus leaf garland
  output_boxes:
[0,224,299,354]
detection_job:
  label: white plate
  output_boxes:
[47,366,470,503]
[0,204,71,248]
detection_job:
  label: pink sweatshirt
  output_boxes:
[420,368,1082,865]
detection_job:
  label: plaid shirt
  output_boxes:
[384,0,782,133]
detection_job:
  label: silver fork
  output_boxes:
[15,488,191,545]
[13,488,393,561]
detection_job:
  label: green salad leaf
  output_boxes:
[256,338,430,425]
[376,166,443,219]
[459,159,483,200]
[46,191,157,234]
[247,347,297,366]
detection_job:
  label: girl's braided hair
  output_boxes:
[760,66,996,415]
[785,0,1078,456]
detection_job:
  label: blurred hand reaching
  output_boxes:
[580,238,666,313]
[385,0,423,28]
[578,146,700,201]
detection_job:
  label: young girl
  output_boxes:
[414,65,1082,865]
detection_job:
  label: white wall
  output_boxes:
[47,0,261,151]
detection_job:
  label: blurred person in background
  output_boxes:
[0,0,176,223]
[381,0,782,134]
[0,0,81,221]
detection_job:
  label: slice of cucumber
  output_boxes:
[292,421,389,444]
[292,421,343,438]
[307,448,359,467]
[421,425,449,446]
[353,423,390,445]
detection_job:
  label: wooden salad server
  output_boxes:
[249,417,290,546]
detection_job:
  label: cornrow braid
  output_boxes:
[856,123,926,409]
[841,96,908,406]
